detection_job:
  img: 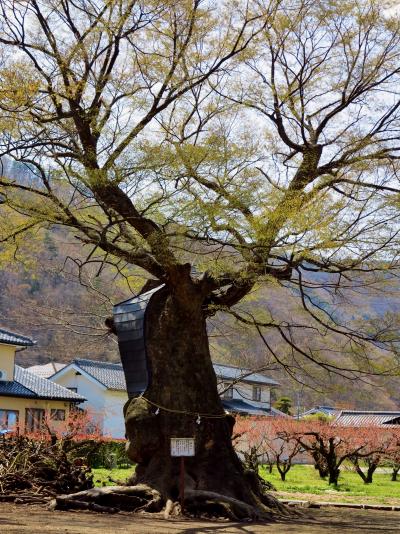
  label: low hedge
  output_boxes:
[68,439,133,469]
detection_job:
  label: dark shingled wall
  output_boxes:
[113,285,163,398]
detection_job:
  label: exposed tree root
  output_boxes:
[51,485,163,514]
[163,499,183,518]
[50,484,290,522]
[184,489,273,521]
[163,498,174,518]
[51,497,119,514]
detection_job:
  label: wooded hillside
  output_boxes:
[1,225,399,411]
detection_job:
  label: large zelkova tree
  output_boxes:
[0,0,400,520]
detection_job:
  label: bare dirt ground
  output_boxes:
[1,503,400,534]
[275,490,400,506]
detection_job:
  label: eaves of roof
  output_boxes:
[73,359,126,390]
[334,410,400,427]
[222,399,275,416]
[50,362,108,391]
[213,363,279,386]
[0,328,35,347]
[51,359,126,391]
[0,366,86,402]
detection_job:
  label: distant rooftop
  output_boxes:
[28,362,66,379]
[213,363,279,386]
[0,328,34,347]
[64,358,126,391]
[222,399,272,416]
[335,410,400,427]
[222,399,289,417]
[300,405,339,418]
[0,366,85,402]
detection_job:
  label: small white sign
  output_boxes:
[170,437,195,457]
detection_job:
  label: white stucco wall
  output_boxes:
[52,368,128,438]
[103,390,128,439]
[217,381,271,409]
[53,366,273,435]
[53,368,107,432]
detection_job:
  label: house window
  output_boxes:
[0,410,19,430]
[252,386,261,401]
[70,403,83,413]
[67,387,78,393]
[223,383,233,399]
[50,409,66,421]
[25,408,45,432]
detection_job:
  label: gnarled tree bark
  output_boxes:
[124,284,285,518]
[56,283,287,520]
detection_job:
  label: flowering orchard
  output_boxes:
[234,417,400,485]
[234,417,304,481]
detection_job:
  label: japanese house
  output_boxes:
[49,359,281,438]
[0,328,84,433]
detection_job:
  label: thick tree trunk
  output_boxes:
[352,457,378,484]
[277,465,286,481]
[328,470,339,486]
[391,466,400,482]
[56,285,286,520]
[312,451,328,478]
[120,286,284,519]
[365,468,376,484]
[353,463,368,483]
[327,458,340,486]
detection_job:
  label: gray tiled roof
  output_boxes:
[222,399,274,416]
[0,328,34,347]
[0,366,85,402]
[73,359,126,391]
[213,363,279,386]
[335,410,400,427]
[67,359,278,391]
[270,406,291,417]
[28,362,66,378]
[300,405,339,418]
[0,378,34,397]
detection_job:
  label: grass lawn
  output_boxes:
[92,467,133,487]
[260,464,400,505]
[92,464,400,506]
